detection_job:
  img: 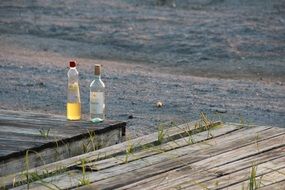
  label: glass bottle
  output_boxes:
[67,61,81,120]
[90,64,105,121]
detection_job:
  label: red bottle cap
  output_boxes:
[69,61,76,68]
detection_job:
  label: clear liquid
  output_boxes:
[67,102,81,120]
[90,91,105,120]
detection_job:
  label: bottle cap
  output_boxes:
[69,61,76,68]
[95,64,101,75]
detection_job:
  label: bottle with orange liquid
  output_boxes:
[67,61,81,120]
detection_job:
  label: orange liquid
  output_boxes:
[67,102,81,120]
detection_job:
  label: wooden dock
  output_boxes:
[0,110,126,177]
[1,120,285,189]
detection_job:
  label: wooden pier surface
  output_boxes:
[0,110,126,177]
[1,120,285,189]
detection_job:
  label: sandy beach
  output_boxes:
[0,0,284,136]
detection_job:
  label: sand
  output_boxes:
[0,0,284,136]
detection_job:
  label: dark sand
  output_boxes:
[0,0,284,136]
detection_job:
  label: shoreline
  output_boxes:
[0,36,284,137]
[0,0,284,136]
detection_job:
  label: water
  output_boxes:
[0,0,284,80]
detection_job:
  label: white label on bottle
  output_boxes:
[90,92,104,114]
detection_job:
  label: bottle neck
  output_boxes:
[68,67,78,76]
[94,74,101,79]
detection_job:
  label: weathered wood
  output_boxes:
[76,128,285,190]
[0,120,221,188]
[188,157,285,190]
[80,124,239,171]
[9,124,283,190]
[117,146,285,190]
[0,110,64,120]
[221,168,285,190]
[156,133,285,189]
[0,110,126,177]
[152,133,285,190]
[2,121,223,189]
[80,123,273,173]
[258,179,285,190]
[3,122,285,190]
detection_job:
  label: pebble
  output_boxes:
[156,101,163,108]
[214,108,227,114]
[38,82,45,87]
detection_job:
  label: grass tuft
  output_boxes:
[39,128,51,138]
[157,125,166,145]
[78,159,90,186]
[248,164,262,190]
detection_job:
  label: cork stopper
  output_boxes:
[94,64,101,76]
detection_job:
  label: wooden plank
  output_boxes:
[0,128,124,177]
[0,131,56,143]
[0,109,126,177]
[0,126,51,137]
[0,119,125,135]
[116,146,285,190]
[221,168,285,190]
[0,139,45,150]
[130,157,285,190]
[9,124,283,190]
[158,136,285,190]
[0,121,220,188]
[0,109,126,136]
[82,125,279,172]
[0,120,221,187]
[187,159,285,190]
[80,124,239,171]
[258,179,285,190]
[6,123,284,188]
[0,110,65,121]
[76,130,285,190]
[147,134,285,190]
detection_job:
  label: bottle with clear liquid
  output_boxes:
[67,61,81,120]
[90,64,105,122]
